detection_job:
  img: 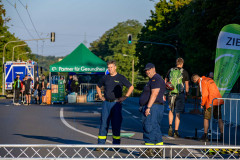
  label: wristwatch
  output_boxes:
[147,107,151,109]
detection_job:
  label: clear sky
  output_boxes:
[3,0,155,57]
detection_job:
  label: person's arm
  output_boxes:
[118,85,134,103]
[185,80,189,94]
[96,85,105,101]
[145,88,160,116]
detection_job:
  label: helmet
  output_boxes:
[166,82,174,91]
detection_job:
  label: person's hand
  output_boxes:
[145,108,151,117]
[118,96,128,103]
[201,106,203,109]
[100,97,105,101]
[163,95,166,101]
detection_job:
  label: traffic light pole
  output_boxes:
[137,40,178,58]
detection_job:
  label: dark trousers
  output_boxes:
[142,104,164,144]
[14,89,21,103]
[98,101,122,144]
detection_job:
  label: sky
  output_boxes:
[3,0,156,57]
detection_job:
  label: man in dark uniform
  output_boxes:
[139,63,165,157]
[96,60,134,147]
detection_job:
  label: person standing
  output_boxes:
[40,75,48,105]
[96,60,134,147]
[33,77,39,104]
[66,75,73,93]
[191,74,224,141]
[209,72,214,79]
[70,75,80,93]
[165,57,189,138]
[24,75,33,105]
[13,74,22,105]
[139,63,166,157]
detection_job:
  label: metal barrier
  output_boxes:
[0,144,239,159]
[210,98,240,146]
[79,83,101,102]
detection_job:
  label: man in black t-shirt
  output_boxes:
[165,58,189,138]
[24,75,33,105]
[96,60,134,146]
[139,63,166,157]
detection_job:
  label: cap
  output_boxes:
[144,63,155,70]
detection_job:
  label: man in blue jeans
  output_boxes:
[96,60,134,149]
[139,63,166,157]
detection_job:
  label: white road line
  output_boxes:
[93,111,100,115]
[132,116,138,119]
[60,108,112,144]
[163,134,175,140]
[122,108,131,115]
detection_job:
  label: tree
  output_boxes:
[136,0,240,78]
[89,20,143,93]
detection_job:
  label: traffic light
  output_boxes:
[128,34,132,44]
[51,32,55,42]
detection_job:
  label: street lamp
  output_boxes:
[18,52,29,60]
[1,36,55,95]
[123,54,134,96]
[12,44,27,61]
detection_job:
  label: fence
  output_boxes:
[210,98,240,146]
[79,83,102,102]
[0,144,239,159]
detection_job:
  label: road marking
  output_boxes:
[132,115,138,119]
[60,108,112,144]
[93,111,100,115]
[122,108,131,115]
[163,134,175,140]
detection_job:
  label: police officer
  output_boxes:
[96,60,134,146]
[139,63,165,157]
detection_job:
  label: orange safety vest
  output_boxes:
[199,76,224,109]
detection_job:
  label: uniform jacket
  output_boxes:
[199,76,224,109]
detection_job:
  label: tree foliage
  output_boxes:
[136,0,240,78]
[0,1,36,88]
[90,20,143,90]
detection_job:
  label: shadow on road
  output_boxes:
[14,134,90,144]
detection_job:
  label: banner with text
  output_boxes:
[214,24,240,96]
[50,66,106,73]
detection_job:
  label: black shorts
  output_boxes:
[168,93,185,113]
[25,89,31,95]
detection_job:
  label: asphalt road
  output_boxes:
[0,98,236,146]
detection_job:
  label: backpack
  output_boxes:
[169,67,184,94]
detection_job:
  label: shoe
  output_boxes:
[95,148,104,151]
[174,132,180,138]
[24,103,28,105]
[200,133,209,142]
[168,126,173,137]
[17,103,21,106]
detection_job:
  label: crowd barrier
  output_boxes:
[0,144,239,159]
[79,83,101,102]
[210,98,240,146]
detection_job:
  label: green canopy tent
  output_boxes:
[49,43,107,73]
